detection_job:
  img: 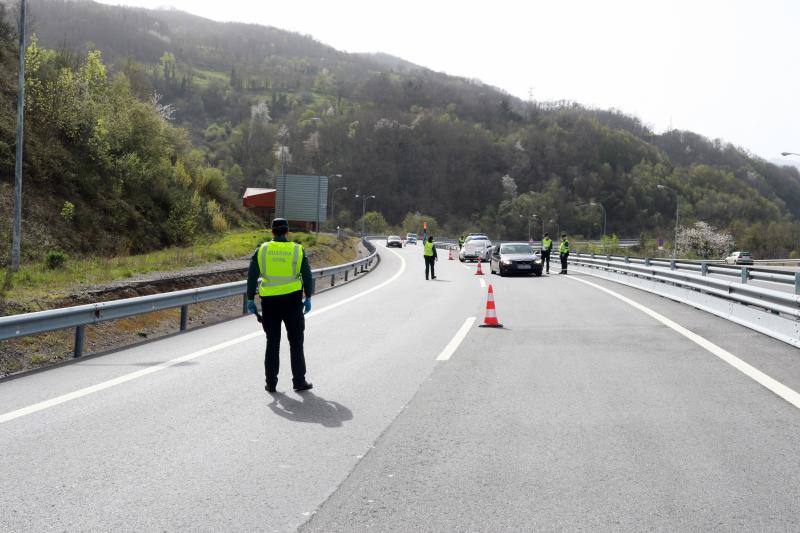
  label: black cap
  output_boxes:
[544,232,550,237]
[271,218,289,231]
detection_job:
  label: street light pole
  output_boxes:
[11,0,26,272]
[657,184,679,261]
[355,193,375,237]
[330,186,347,228]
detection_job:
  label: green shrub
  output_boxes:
[44,250,69,270]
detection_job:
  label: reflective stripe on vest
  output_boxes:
[424,241,435,256]
[257,241,303,296]
[559,240,570,254]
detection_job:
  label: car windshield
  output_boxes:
[465,236,488,242]
[388,236,400,240]
[465,242,485,250]
[740,251,751,256]
[407,234,416,238]
[500,244,533,254]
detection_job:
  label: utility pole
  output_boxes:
[11,0,26,271]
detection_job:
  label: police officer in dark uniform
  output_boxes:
[246,218,314,393]
[541,232,553,274]
[559,233,570,274]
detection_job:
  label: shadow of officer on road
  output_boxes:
[267,391,353,428]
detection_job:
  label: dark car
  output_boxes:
[386,235,402,248]
[490,242,543,277]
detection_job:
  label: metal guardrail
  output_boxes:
[571,252,800,293]
[568,253,800,348]
[0,239,379,358]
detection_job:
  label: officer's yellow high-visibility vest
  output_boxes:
[542,237,552,251]
[256,241,304,297]
[424,241,435,256]
[559,240,570,254]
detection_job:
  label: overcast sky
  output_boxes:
[93,0,800,161]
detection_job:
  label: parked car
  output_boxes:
[386,236,403,248]
[460,238,493,262]
[490,242,543,277]
[463,234,489,245]
[406,233,418,245]
[724,251,754,265]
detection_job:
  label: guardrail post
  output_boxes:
[741,267,749,284]
[644,258,651,267]
[74,325,86,358]
[795,272,800,295]
[242,294,248,315]
[330,274,335,287]
[625,256,630,263]
[591,252,595,259]
[344,270,348,281]
[701,262,708,276]
[670,259,676,270]
[180,305,189,331]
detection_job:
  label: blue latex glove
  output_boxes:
[246,299,258,314]
[303,297,312,314]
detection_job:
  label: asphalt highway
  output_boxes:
[3,243,800,531]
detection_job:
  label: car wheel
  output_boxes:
[534,269,542,277]
[499,268,506,277]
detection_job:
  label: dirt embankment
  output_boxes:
[1,239,372,377]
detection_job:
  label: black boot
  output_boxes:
[293,380,313,391]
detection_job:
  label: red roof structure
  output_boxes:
[242,188,276,208]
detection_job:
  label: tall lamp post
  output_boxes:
[330,186,347,230]
[11,0,26,271]
[355,193,375,236]
[657,185,679,261]
[519,213,537,243]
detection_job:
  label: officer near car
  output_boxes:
[424,236,438,280]
[246,218,314,393]
[559,233,570,274]
[541,232,553,274]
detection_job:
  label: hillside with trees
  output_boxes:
[4,0,800,259]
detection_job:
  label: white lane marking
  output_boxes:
[567,276,800,410]
[0,248,408,425]
[463,265,470,271]
[437,317,476,361]
[479,278,486,288]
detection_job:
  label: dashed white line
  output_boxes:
[479,278,486,288]
[567,275,800,411]
[0,248,408,425]
[437,317,477,361]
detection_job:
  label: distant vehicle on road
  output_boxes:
[490,242,543,277]
[724,251,754,265]
[386,236,402,248]
[460,238,493,262]
[406,233,418,245]
[463,234,489,245]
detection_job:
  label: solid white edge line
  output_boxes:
[437,317,477,361]
[479,278,486,288]
[566,275,800,410]
[0,247,408,425]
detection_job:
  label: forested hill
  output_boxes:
[6,0,800,258]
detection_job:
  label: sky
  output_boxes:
[93,0,800,161]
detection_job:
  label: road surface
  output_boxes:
[2,243,800,531]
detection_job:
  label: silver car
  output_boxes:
[460,237,493,262]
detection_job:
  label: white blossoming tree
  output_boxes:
[676,221,735,259]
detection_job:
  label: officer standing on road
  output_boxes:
[246,218,314,393]
[424,236,438,280]
[558,233,570,274]
[541,232,553,275]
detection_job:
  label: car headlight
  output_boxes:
[501,259,512,265]
[534,259,542,264]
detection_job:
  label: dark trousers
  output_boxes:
[560,252,569,273]
[260,291,306,386]
[541,250,551,273]
[425,256,436,279]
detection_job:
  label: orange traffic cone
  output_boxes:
[479,284,503,328]
[475,259,484,275]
